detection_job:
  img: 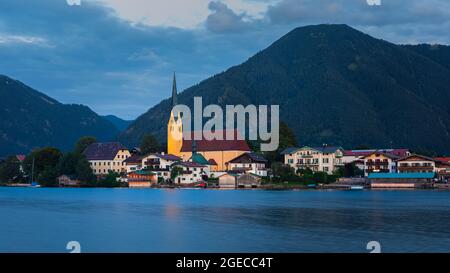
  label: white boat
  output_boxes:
[350,186,364,190]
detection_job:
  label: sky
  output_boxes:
[1,0,450,119]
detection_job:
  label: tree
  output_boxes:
[171,166,183,182]
[140,134,161,155]
[23,147,62,182]
[57,152,79,175]
[97,171,121,187]
[75,156,96,184]
[0,156,24,183]
[38,166,60,187]
[74,136,97,155]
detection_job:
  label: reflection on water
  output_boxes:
[1,188,450,253]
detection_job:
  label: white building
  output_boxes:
[84,142,131,175]
[171,161,207,185]
[282,146,344,174]
[226,152,269,177]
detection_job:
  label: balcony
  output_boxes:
[398,166,434,172]
[366,161,389,166]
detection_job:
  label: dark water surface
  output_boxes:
[1,187,450,253]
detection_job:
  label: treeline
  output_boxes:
[0,136,111,187]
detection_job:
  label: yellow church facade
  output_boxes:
[167,74,250,172]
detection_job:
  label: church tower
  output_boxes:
[167,73,183,156]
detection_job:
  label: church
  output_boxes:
[167,74,251,171]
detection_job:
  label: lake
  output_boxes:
[1,187,450,253]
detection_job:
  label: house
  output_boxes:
[434,158,450,182]
[218,173,238,189]
[141,153,181,181]
[84,142,131,175]
[226,152,268,177]
[124,154,143,173]
[343,149,410,165]
[171,161,207,185]
[396,154,437,173]
[282,146,344,174]
[362,151,400,177]
[368,172,435,189]
[167,74,251,171]
[127,170,157,188]
[218,173,262,189]
[58,175,80,188]
[236,173,262,188]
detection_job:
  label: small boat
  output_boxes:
[350,185,364,190]
[29,182,41,188]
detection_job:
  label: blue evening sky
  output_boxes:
[1,0,449,119]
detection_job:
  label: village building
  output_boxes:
[218,172,262,189]
[218,173,239,189]
[343,149,410,164]
[282,146,344,174]
[396,154,437,173]
[362,151,400,177]
[141,153,181,181]
[171,161,207,185]
[84,142,131,175]
[167,74,251,172]
[368,172,435,189]
[127,170,158,188]
[57,175,80,188]
[226,152,268,177]
[124,154,143,173]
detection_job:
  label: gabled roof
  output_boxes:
[84,142,128,161]
[281,147,300,155]
[155,153,182,161]
[396,154,436,162]
[314,146,343,154]
[124,154,143,164]
[228,152,268,164]
[181,130,250,152]
[435,157,450,163]
[190,153,210,165]
[345,149,410,158]
[361,151,400,160]
[208,159,218,166]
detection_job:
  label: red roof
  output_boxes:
[435,157,450,163]
[16,155,26,162]
[181,130,250,152]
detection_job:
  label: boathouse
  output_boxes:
[368,172,436,189]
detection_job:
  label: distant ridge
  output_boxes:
[119,24,450,154]
[0,75,119,156]
[103,115,133,131]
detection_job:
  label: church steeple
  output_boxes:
[172,72,178,108]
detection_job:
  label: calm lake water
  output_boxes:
[1,187,450,253]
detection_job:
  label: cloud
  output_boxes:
[0,34,48,45]
[1,0,450,120]
[206,1,251,33]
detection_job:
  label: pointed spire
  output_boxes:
[172,72,178,108]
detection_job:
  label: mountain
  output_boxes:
[0,75,119,156]
[119,24,450,154]
[102,115,133,131]
[401,44,450,71]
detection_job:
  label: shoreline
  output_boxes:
[1,183,449,191]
